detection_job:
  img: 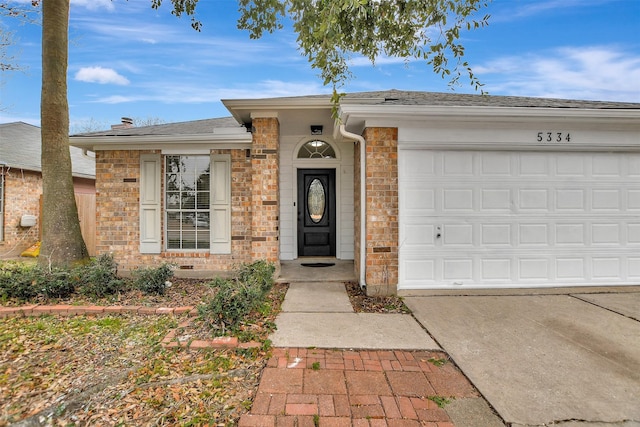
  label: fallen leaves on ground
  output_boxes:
[345,281,411,314]
[0,280,288,426]
[1,278,406,426]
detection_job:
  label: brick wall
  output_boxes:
[0,169,42,256]
[250,117,280,263]
[95,150,143,268]
[95,149,254,274]
[362,127,399,296]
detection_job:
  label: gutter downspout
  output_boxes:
[339,125,367,290]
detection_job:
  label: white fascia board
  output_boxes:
[223,97,333,124]
[70,132,252,151]
[339,104,640,132]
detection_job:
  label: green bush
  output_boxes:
[198,260,275,333]
[237,259,275,294]
[132,263,174,295]
[38,269,75,299]
[73,254,127,298]
[0,262,40,301]
[0,262,75,300]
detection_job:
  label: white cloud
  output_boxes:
[75,67,130,85]
[476,46,640,102]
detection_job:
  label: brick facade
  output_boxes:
[0,169,42,256]
[250,117,280,263]
[362,127,399,296]
[95,146,261,274]
[0,169,95,257]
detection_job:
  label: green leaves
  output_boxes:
[239,0,491,93]
[162,0,490,92]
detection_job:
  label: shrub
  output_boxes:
[237,259,275,294]
[38,269,75,299]
[198,260,276,334]
[74,254,126,298]
[0,262,40,301]
[0,262,75,300]
[132,263,174,295]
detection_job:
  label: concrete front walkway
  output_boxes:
[270,281,439,350]
[247,265,505,427]
[405,288,640,427]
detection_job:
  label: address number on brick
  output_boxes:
[537,132,571,142]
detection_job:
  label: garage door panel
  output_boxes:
[399,150,640,289]
[443,188,474,211]
[556,189,586,211]
[629,258,640,279]
[628,224,640,244]
[519,258,550,280]
[481,153,512,175]
[592,189,621,210]
[555,154,587,176]
[519,154,549,176]
[592,154,622,176]
[481,224,512,245]
[630,158,640,176]
[629,190,640,210]
[519,223,550,245]
[442,152,474,175]
[481,189,512,210]
[555,223,586,245]
[592,223,620,244]
[555,258,586,280]
[592,258,621,279]
[443,224,474,245]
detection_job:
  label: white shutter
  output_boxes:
[139,153,161,253]
[211,154,231,254]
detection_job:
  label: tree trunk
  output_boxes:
[39,0,88,268]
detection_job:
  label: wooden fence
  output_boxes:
[39,194,96,256]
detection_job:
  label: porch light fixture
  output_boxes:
[310,125,323,135]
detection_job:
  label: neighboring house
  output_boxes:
[0,122,96,257]
[69,90,640,294]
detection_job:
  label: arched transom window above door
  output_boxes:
[297,140,336,159]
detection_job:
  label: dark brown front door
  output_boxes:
[297,169,336,257]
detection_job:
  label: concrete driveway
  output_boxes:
[404,288,640,427]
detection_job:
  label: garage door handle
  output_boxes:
[436,226,442,239]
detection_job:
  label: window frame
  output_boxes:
[164,154,212,251]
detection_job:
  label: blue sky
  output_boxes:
[1,0,639,131]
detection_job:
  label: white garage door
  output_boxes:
[399,150,640,289]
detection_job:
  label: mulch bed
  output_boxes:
[345,281,411,314]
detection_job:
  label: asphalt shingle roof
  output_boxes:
[0,122,96,178]
[73,117,241,137]
[72,90,640,140]
[282,89,640,109]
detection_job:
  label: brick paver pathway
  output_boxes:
[239,348,479,427]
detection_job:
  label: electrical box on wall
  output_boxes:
[20,215,37,227]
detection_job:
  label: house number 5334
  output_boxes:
[537,132,571,142]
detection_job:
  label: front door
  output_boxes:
[297,169,336,257]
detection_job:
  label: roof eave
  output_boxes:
[339,104,640,132]
[70,132,253,151]
[222,96,333,125]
